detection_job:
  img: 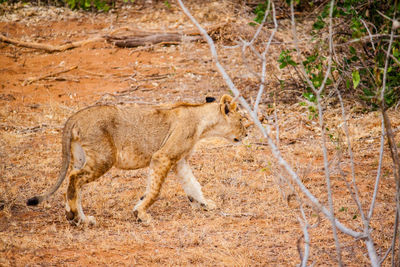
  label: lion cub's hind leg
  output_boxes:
[65,142,113,226]
[175,159,216,211]
[65,172,97,226]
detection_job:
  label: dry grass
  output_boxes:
[1,1,400,266]
[2,99,399,266]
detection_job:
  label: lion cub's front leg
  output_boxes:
[175,159,216,210]
[133,153,172,224]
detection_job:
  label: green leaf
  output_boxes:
[68,0,76,9]
[277,49,297,69]
[349,46,356,55]
[164,1,171,9]
[253,1,269,24]
[279,62,287,69]
[84,0,91,8]
[352,70,360,89]
[313,17,326,30]
[288,59,298,67]
[350,55,359,62]
[393,48,400,58]
[303,92,316,103]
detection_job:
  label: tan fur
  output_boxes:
[28,95,247,225]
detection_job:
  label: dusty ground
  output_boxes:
[1,1,400,266]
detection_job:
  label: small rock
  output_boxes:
[29,103,40,109]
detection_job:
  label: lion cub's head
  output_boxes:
[213,95,247,143]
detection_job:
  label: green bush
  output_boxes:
[66,0,113,11]
[253,1,400,111]
[311,0,400,110]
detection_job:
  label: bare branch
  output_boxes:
[367,118,385,221]
[178,0,363,241]
[290,3,316,92]
[334,34,400,47]
[379,4,399,266]
[291,0,343,264]
[335,81,380,266]
[277,172,311,267]
[377,10,400,30]
[177,0,365,259]
[381,200,399,265]
[380,21,397,104]
[240,1,276,90]
[360,18,376,51]
[176,0,242,104]
[383,49,400,68]
[254,1,279,113]
[248,1,271,46]
[273,95,280,147]
[240,40,262,80]
[298,206,311,267]
[335,82,367,223]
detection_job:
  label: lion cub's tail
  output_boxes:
[27,120,74,206]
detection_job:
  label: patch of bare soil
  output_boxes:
[1,1,399,266]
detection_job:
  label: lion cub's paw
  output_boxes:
[87,216,97,226]
[67,215,96,227]
[201,199,217,211]
[188,197,217,211]
[133,210,153,225]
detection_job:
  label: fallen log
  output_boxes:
[106,33,200,47]
[0,34,103,52]
[0,23,227,51]
[105,23,227,47]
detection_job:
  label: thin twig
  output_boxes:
[273,92,280,148]
[381,228,394,265]
[334,34,400,46]
[383,49,400,68]
[367,118,385,221]
[360,18,376,51]
[22,66,78,86]
[254,1,278,113]
[377,10,394,22]
[335,79,381,265]
[298,206,311,267]
[291,1,343,265]
[238,4,271,81]
[335,81,367,223]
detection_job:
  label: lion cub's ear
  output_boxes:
[220,95,237,115]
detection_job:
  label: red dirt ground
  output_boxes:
[1,1,399,266]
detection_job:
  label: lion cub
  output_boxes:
[27,95,247,225]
